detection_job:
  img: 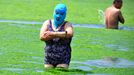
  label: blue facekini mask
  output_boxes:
[53,4,67,28]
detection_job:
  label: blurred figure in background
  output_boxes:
[104,0,125,29]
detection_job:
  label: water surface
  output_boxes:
[71,58,134,68]
[0,19,134,30]
[105,44,128,51]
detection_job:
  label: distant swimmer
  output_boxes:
[104,0,125,29]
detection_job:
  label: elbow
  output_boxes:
[120,19,125,24]
[40,36,44,41]
[121,20,124,24]
[40,35,51,41]
[66,34,73,38]
[123,20,125,24]
[40,36,46,41]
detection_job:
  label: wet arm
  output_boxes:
[40,20,53,41]
[49,23,73,38]
[118,11,125,24]
[50,31,67,38]
[64,23,73,38]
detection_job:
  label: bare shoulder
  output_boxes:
[40,20,51,31]
[114,9,122,15]
[64,21,73,37]
[106,6,112,11]
[65,22,73,28]
[116,8,120,11]
[42,20,50,26]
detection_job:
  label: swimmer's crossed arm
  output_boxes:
[40,20,73,41]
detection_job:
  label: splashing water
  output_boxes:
[98,9,105,24]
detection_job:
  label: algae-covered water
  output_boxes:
[0,21,134,75]
[0,0,134,75]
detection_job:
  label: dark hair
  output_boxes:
[113,0,122,4]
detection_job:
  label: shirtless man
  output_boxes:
[104,0,125,29]
[40,4,73,69]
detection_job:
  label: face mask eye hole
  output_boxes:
[55,10,59,14]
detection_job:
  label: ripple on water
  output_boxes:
[71,58,134,68]
[71,66,92,71]
[0,19,134,30]
[0,68,24,71]
[73,24,104,28]
[0,20,42,24]
[70,73,111,75]
[119,26,134,30]
[22,60,43,64]
[105,44,128,51]
[35,69,44,72]
[0,52,3,55]
[9,23,40,30]
[0,68,44,73]
[0,68,25,73]
[32,56,43,59]
[86,74,112,75]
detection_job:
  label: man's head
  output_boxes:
[113,0,123,9]
[53,4,67,28]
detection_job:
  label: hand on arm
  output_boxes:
[47,22,73,39]
[40,21,73,41]
[40,20,53,41]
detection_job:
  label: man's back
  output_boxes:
[104,0,125,29]
[105,6,120,29]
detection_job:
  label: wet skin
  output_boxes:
[105,0,125,29]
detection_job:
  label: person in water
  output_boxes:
[104,0,125,29]
[40,4,73,69]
